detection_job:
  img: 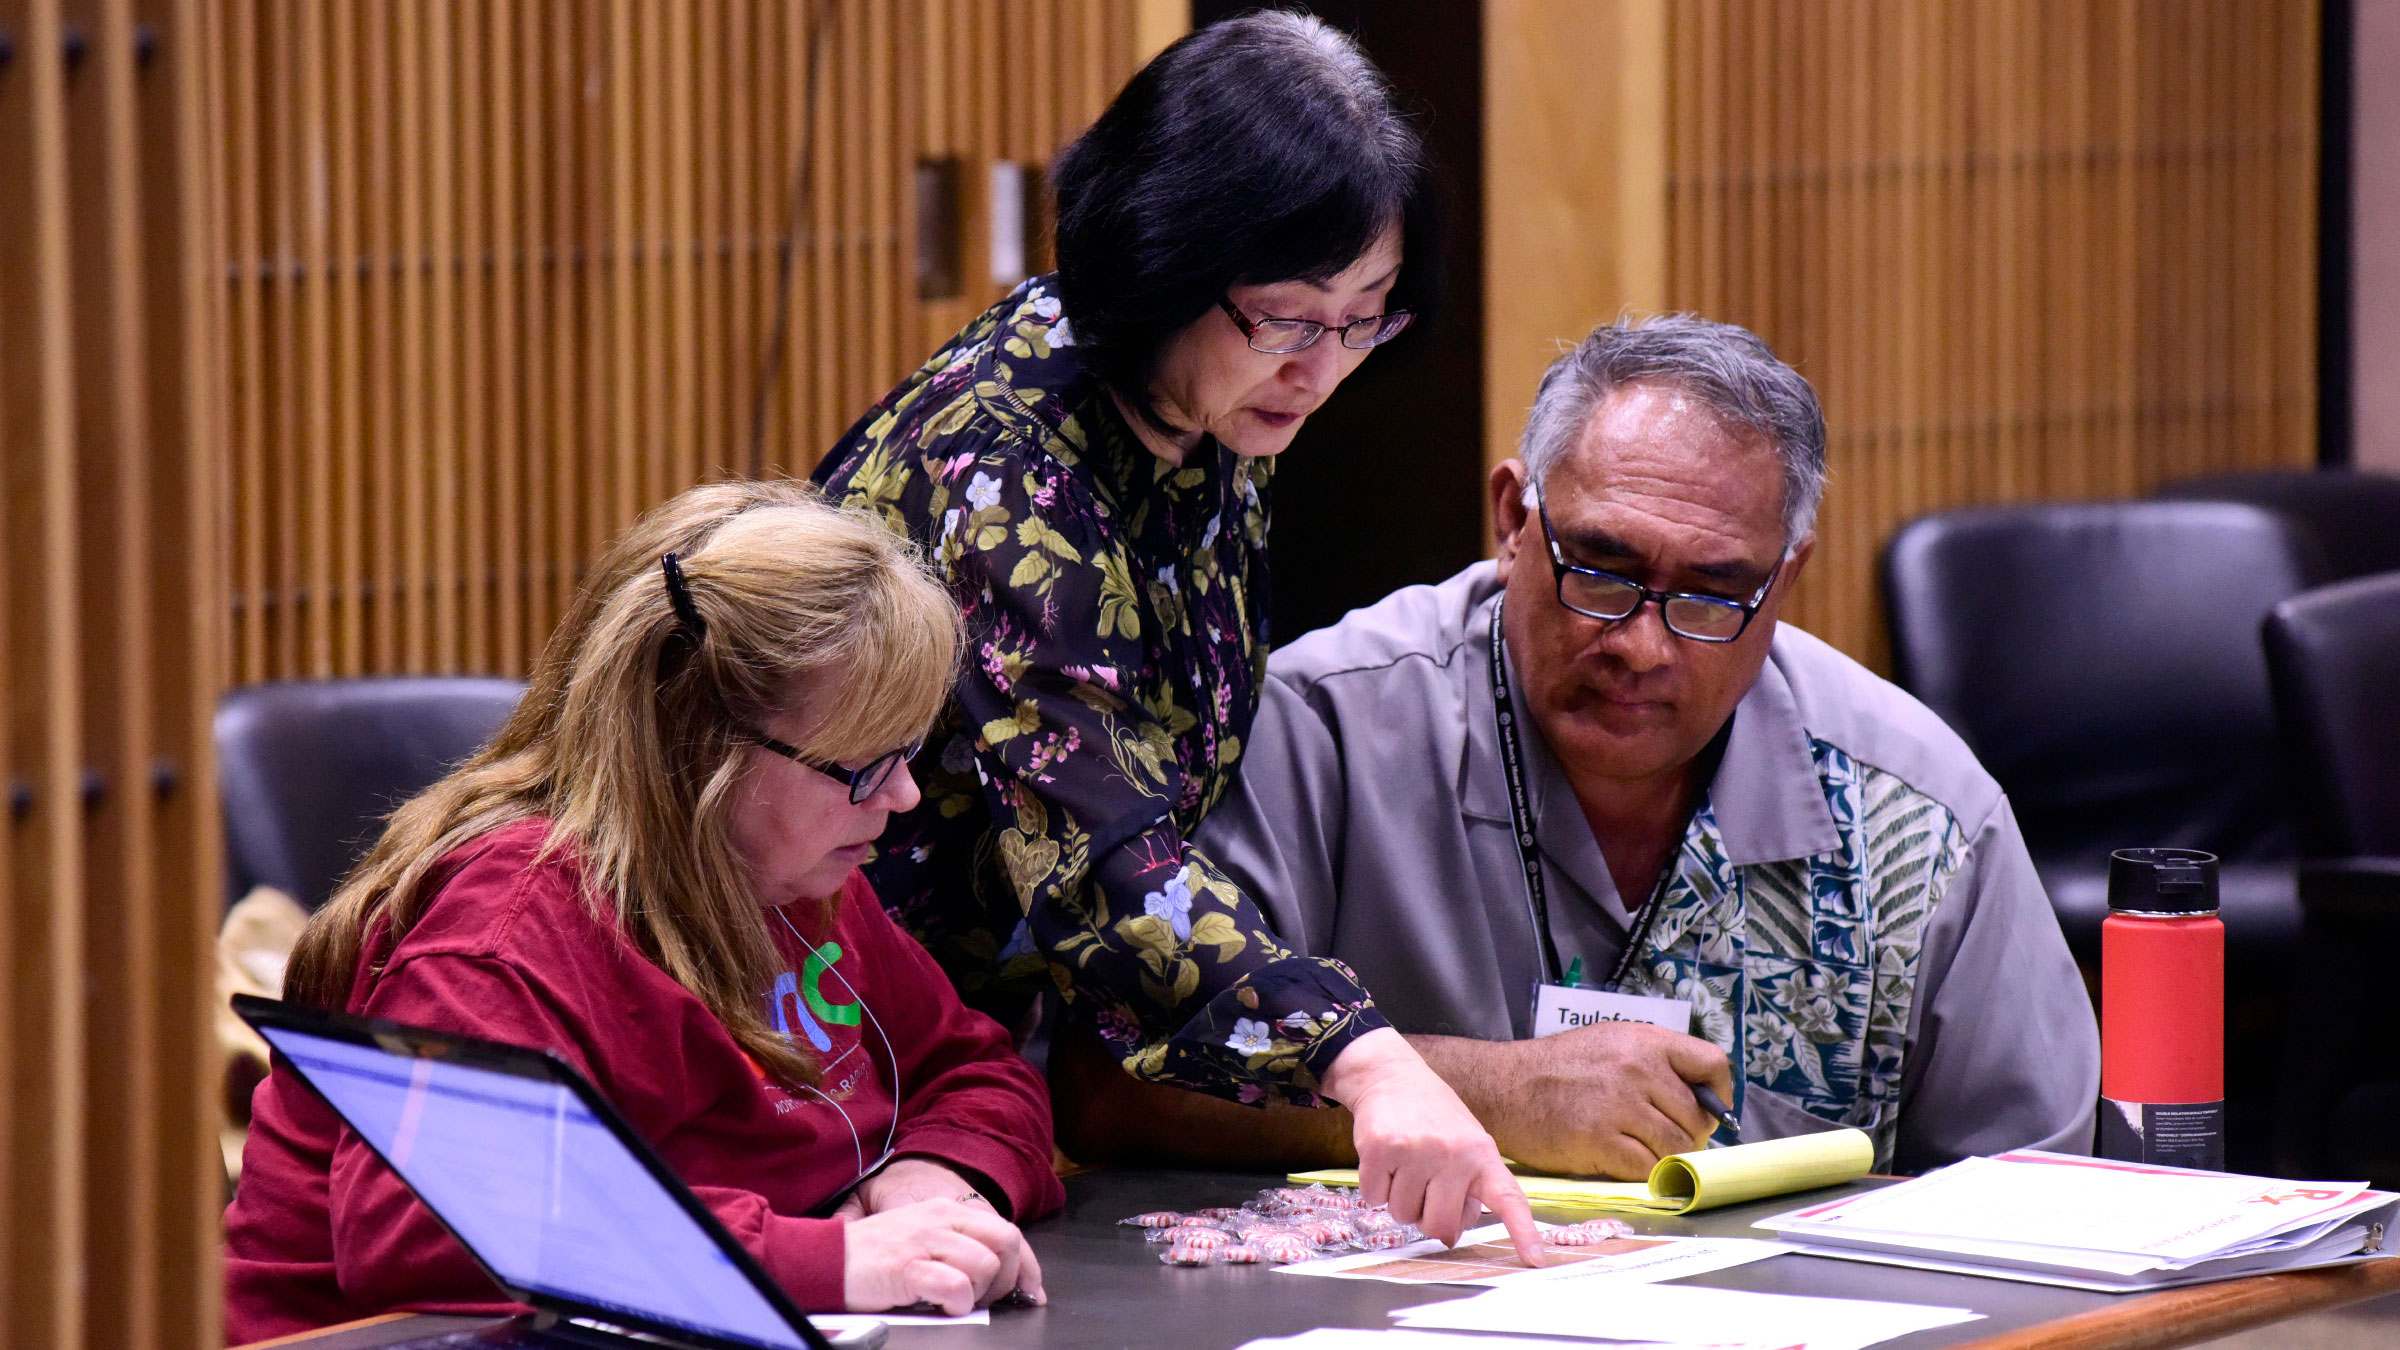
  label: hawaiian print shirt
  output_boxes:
[812,276,1388,1104]
[1612,744,1964,1166]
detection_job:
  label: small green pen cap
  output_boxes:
[1563,957,1584,988]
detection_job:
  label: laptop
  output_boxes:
[232,994,885,1350]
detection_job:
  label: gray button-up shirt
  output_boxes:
[1198,562,2098,1171]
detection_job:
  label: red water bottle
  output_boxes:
[2098,847,2225,1169]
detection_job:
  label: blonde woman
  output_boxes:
[225,482,1062,1344]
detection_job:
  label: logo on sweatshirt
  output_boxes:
[766,942,861,1053]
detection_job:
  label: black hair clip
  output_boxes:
[659,552,707,674]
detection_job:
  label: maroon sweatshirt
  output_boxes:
[224,818,1063,1345]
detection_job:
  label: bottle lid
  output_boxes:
[2107,847,2219,915]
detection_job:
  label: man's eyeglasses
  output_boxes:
[1219,297,1414,354]
[1536,493,1787,644]
[749,733,921,805]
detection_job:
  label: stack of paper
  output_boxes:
[1758,1150,2399,1291]
[1291,1127,1873,1216]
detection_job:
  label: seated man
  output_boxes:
[1052,314,2096,1179]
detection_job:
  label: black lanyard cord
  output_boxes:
[1488,597,1669,993]
[1489,597,1563,986]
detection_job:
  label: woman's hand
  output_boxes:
[841,1198,1046,1315]
[1319,1028,1545,1267]
[841,1157,996,1217]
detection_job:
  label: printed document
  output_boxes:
[1271,1222,1788,1288]
[1387,1281,1983,1350]
[1759,1150,2399,1290]
[1774,1151,2368,1258]
[1239,1331,1700,1350]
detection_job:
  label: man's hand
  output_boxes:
[1416,1023,1733,1179]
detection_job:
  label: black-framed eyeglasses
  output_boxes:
[1218,296,1414,354]
[1536,494,1788,644]
[749,733,921,805]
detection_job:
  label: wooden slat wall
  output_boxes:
[211,1,1178,687]
[0,7,1185,1349]
[0,3,229,1350]
[1482,0,1669,512]
[1658,0,2320,668]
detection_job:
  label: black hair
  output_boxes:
[1050,9,1442,433]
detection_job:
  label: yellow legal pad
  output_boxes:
[1289,1127,1874,1216]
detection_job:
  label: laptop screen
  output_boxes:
[256,1023,814,1350]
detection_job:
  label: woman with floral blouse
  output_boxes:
[813,12,1539,1260]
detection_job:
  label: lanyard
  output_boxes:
[1487,598,1668,993]
[773,906,899,1193]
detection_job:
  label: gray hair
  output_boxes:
[1517,314,1828,541]
[1235,11,1385,104]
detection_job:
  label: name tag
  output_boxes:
[1532,983,1693,1037]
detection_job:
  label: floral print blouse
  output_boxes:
[812,277,1388,1104]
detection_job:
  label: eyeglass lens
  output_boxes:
[1244,312,1413,354]
[1558,572,1749,641]
[845,746,921,804]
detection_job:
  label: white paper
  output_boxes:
[1765,1193,2397,1290]
[1389,1282,1982,1350]
[1241,1331,1695,1350]
[1761,1150,2392,1269]
[1781,1227,2398,1293]
[1271,1222,1789,1289]
[988,163,1026,284]
[1522,1236,1795,1289]
[1241,1330,1696,1350]
[814,1309,992,1329]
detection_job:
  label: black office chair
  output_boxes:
[217,676,528,911]
[1883,500,2320,957]
[1885,500,2322,1173]
[2155,468,2400,585]
[2264,573,2400,1181]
